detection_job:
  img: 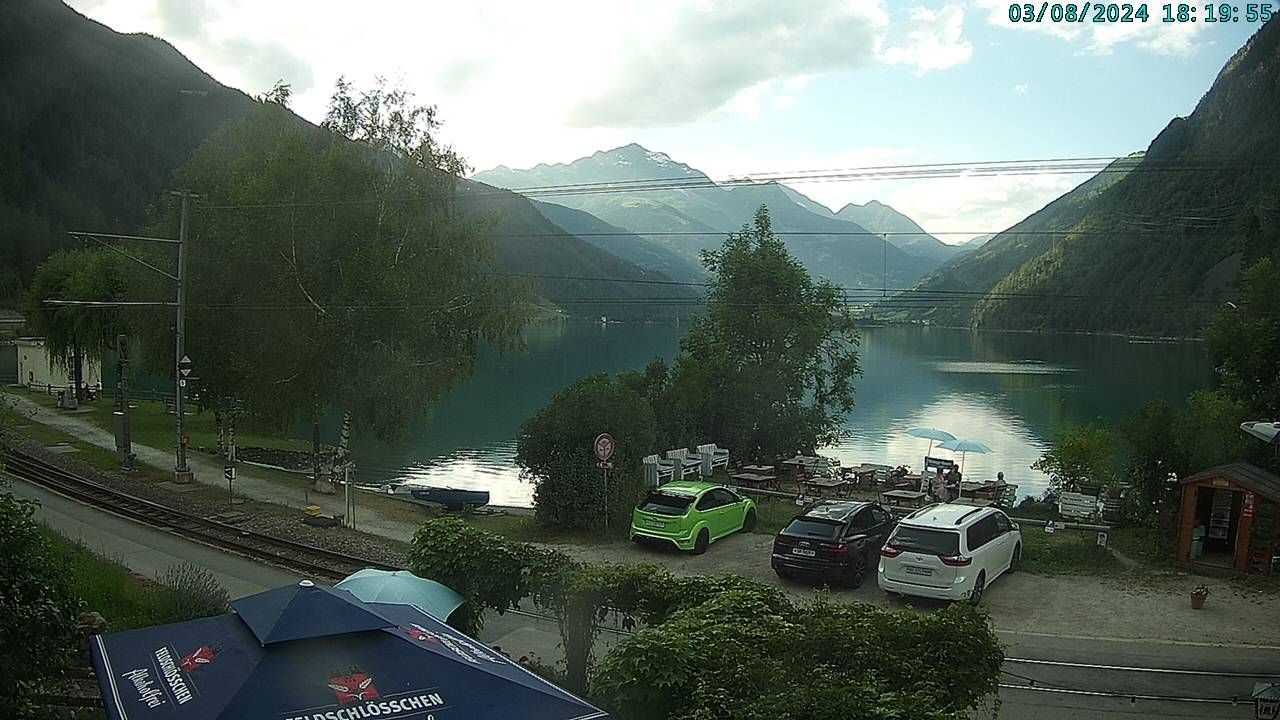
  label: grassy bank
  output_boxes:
[2,386,308,454]
[43,528,202,631]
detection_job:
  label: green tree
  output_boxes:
[0,487,81,718]
[661,206,861,459]
[1206,257,1280,418]
[517,374,658,532]
[1032,424,1116,494]
[135,81,529,486]
[25,249,128,398]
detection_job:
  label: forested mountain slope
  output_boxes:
[0,0,695,317]
[898,18,1280,335]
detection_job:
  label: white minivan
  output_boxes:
[877,504,1021,605]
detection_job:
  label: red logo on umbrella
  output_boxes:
[180,643,220,672]
[405,625,442,644]
[328,669,379,705]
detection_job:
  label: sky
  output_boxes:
[69,0,1258,241]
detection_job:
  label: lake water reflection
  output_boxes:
[346,322,1214,507]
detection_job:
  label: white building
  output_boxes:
[14,337,102,390]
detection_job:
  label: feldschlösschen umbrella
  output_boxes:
[907,428,956,461]
[1241,421,1280,445]
[937,438,993,472]
[337,569,465,621]
[89,580,607,720]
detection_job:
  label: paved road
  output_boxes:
[11,475,1278,718]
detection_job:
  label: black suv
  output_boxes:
[771,500,897,588]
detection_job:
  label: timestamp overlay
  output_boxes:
[1007,3,1274,23]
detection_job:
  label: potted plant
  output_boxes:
[1190,583,1210,610]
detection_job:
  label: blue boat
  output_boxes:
[408,486,491,511]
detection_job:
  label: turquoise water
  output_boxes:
[338,322,1214,507]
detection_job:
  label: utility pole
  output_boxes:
[174,191,193,483]
[59,190,195,483]
[115,334,134,471]
[880,229,890,297]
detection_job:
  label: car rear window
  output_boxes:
[889,525,960,556]
[638,492,693,516]
[782,518,843,539]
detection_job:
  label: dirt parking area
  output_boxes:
[540,532,1280,648]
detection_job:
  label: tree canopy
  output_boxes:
[132,81,529,448]
[517,374,657,531]
[25,248,129,394]
[660,206,861,459]
[1206,257,1280,418]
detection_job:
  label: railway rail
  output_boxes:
[3,448,399,582]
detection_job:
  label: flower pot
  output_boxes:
[1190,592,1207,610]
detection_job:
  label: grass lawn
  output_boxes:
[2,386,308,453]
[42,528,189,631]
[1017,524,1128,576]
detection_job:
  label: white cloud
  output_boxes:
[1012,83,1028,95]
[567,0,889,127]
[877,172,1082,240]
[879,5,974,74]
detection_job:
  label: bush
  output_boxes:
[590,591,1002,720]
[407,518,574,635]
[517,374,657,533]
[156,563,230,621]
[0,488,81,718]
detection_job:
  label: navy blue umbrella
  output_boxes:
[89,580,607,720]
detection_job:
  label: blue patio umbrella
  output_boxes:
[907,427,957,462]
[89,580,607,720]
[336,569,465,621]
[937,438,993,472]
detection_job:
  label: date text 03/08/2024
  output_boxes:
[1008,3,1274,22]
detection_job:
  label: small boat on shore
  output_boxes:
[397,486,491,511]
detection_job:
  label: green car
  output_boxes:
[630,481,757,554]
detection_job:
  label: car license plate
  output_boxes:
[791,548,816,557]
[904,566,932,576]
[644,519,665,528]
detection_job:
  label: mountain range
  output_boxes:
[4,0,1274,335]
[475,145,973,290]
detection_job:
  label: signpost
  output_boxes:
[595,434,615,531]
[1058,491,1099,519]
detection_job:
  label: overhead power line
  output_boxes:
[198,154,1279,211]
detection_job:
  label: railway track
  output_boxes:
[3,448,399,582]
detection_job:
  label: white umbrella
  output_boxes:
[907,427,956,462]
[1241,421,1280,445]
[937,438,993,472]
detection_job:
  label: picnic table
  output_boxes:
[741,464,775,474]
[880,489,927,508]
[731,472,777,487]
[802,476,853,498]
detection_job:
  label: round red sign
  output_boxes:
[594,433,615,462]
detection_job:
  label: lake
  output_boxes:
[342,322,1214,507]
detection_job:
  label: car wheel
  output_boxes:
[968,571,986,606]
[774,568,791,581]
[742,509,757,532]
[692,528,710,555]
[846,554,867,589]
[1009,543,1022,573]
